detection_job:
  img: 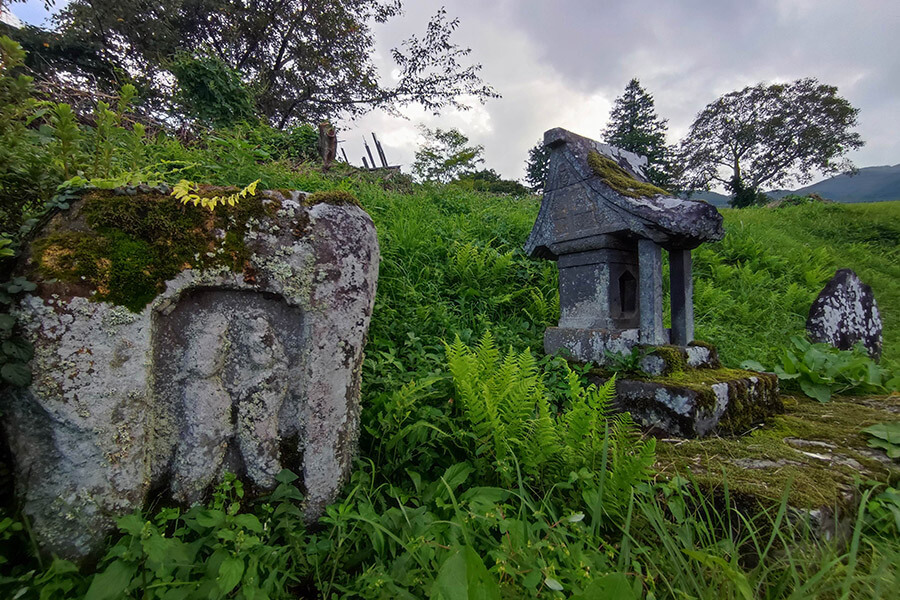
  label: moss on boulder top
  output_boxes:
[655,394,900,511]
[26,185,359,312]
[587,150,668,198]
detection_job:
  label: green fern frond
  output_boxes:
[445,334,654,495]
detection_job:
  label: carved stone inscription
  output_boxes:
[153,289,306,503]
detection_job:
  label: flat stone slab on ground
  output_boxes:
[654,394,900,535]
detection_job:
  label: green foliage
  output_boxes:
[0,35,56,235]
[0,276,35,387]
[728,175,771,208]
[601,347,649,377]
[863,423,900,460]
[775,193,828,208]
[55,1,497,125]
[413,127,484,183]
[603,78,674,189]
[445,333,656,504]
[172,178,261,210]
[629,478,899,599]
[865,486,900,537]
[680,77,864,198]
[47,103,83,179]
[82,471,306,599]
[169,53,259,128]
[90,91,142,180]
[524,140,551,192]
[741,336,899,402]
[453,169,528,195]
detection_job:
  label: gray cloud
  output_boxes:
[344,0,900,185]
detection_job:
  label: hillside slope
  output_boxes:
[356,184,899,388]
[690,164,900,206]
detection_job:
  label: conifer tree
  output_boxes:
[524,140,551,192]
[602,78,673,189]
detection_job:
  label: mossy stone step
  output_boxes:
[637,342,720,376]
[589,367,781,437]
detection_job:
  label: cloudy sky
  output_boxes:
[12,0,900,187]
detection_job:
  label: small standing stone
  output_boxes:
[807,269,883,360]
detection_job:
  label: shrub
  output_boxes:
[742,336,899,402]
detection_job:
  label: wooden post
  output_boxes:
[317,122,337,170]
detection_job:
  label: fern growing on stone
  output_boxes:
[445,331,656,497]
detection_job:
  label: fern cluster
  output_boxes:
[445,332,656,500]
[171,178,260,210]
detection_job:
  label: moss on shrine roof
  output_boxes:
[587,151,669,198]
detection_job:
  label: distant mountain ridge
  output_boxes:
[687,164,900,207]
[765,164,900,203]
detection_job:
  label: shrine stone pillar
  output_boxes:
[638,239,665,345]
[670,249,694,345]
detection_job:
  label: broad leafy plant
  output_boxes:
[82,471,307,600]
[742,336,899,402]
[0,276,36,388]
[863,422,900,460]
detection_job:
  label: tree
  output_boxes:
[47,1,497,126]
[169,54,258,128]
[524,140,551,192]
[602,78,673,189]
[412,126,483,183]
[679,78,864,207]
[455,168,528,195]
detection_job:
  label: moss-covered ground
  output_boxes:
[655,394,900,510]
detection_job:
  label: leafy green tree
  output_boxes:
[455,169,528,195]
[679,78,864,208]
[524,140,551,192]
[412,127,484,183]
[48,1,497,126]
[169,54,258,129]
[603,78,673,189]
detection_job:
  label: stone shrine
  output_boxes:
[526,128,780,437]
[2,186,379,560]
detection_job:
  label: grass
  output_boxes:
[2,125,899,597]
[691,201,900,370]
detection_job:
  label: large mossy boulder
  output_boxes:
[1,186,379,560]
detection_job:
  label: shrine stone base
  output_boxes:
[546,328,782,438]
